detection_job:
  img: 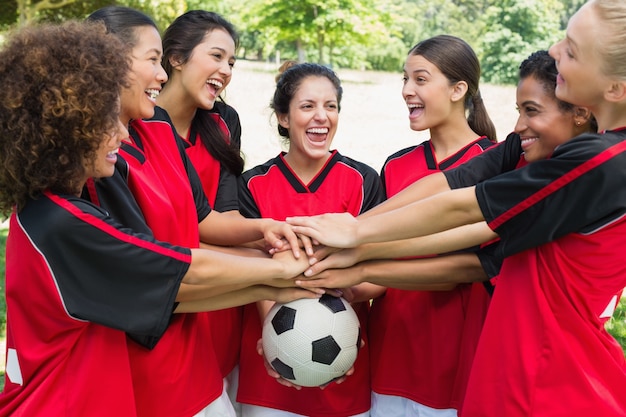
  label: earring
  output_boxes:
[576,121,581,126]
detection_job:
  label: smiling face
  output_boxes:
[402,54,459,132]
[87,119,129,180]
[549,2,609,110]
[174,28,236,111]
[278,75,339,163]
[515,75,583,162]
[119,25,168,125]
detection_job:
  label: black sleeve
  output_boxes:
[24,196,191,348]
[237,171,262,219]
[359,163,386,213]
[477,131,626,257]
[213,167,240,212]
[444,132,523,189]
[81,158,152,236]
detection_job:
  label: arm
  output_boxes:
[306,222,496,275]
[288,186,485,249]
[297,253,484,292]
[360,171,451,218]
[175,285,319,313]
[198,210,304,258]
[183,246,309,287]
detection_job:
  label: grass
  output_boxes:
[0,224,624,396]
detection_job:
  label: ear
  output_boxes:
[450,81,469,103]
[277,113,290,130]
[168,55,184,71]
[573,106,592,126]
[604,80,626,103]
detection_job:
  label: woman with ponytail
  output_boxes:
[349,35,497,417]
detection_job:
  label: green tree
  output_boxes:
[478,0,563,84]
[243,0,392,67]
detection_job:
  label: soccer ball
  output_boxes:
[262,294,361,387]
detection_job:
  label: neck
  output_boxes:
[592,101,626,132]
[158,83,197,138]
[429,121,481,160]
[283,151,332,185]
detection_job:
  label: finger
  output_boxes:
[298,233,315,257]
[282,229,301,259]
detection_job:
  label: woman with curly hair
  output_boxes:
[0,21,314,416]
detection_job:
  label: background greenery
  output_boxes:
[1,0,585,85]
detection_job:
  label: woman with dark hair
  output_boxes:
[361,35,496,417]
[157,12,246,403]
[159,10,244,209]
[0,20,314,416]
[85,6,317,417]
[296,49,596,416]
[237,61,385,417]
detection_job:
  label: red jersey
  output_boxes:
[372,137,494,409]
[116,118,222,417]
[237,151,384,417]
[0,192,189,416]
[153,105,243,378]
[463,129,626,416]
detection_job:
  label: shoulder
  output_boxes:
[552,129,626,159]
[211,101,241,125]
[383,144,422,165]
[150,106,174,124]
[240,156,281,182]
[334,152,379,177]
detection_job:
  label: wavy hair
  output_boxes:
[0,21,129,215]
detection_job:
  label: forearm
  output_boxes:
[359,253,486,290]
[357,186,483,245]
[199,211,269,246]
[361,172,450,218]
[184,248,291,286]
[356,222,496,261]
[176,281,253,302]
[174,285,273,313]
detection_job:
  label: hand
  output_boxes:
[257,338,303,390]
[272,249,311,278]
[296,266,365,291]
[261,219,305,259]
[305,247,361,276]
[256,338,355,390]
[267,286,324,303]
[286,213,360,248]
[267,234,316,259]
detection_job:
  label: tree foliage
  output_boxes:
[0,0,589,84]
[477,0,563,84]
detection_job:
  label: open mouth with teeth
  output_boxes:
[145,89,159,101]
[407,103,424,116]
[306,127,330,143]
[207,79,223,95]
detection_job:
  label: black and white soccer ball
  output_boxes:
[262,294,361,387]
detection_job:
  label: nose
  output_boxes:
[548,40,561,62]
[115,120,129,145]
[513,114,527,134]
[218,60,232,77]
[157,63,168,83]
[402,81,414,101]
[313,105,328,121]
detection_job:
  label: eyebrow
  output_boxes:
[520,100,544,108]
[209,46,236,60]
